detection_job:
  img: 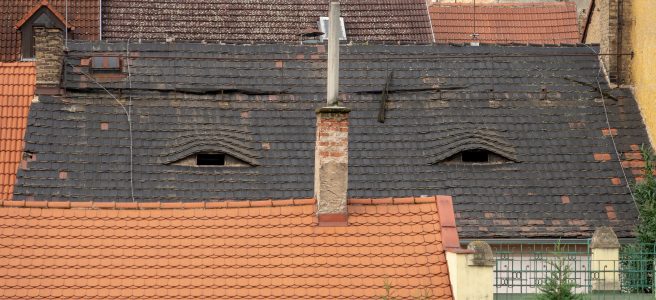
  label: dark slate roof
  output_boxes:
[14,41,648,239]
[101,0,434,43]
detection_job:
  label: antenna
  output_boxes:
[470,0,479,46]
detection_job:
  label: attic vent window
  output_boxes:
[318,16,346,42]
[196,153,225,166]
[91,56,121,73]
[461,149,489,163]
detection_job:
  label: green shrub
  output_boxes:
[537,243,583,300]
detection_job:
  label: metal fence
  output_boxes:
[493,242,655,300]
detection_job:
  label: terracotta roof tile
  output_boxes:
[0,197,453,299]
[0,62,34,200]
[101,0,434,43]
[429,2,580,44]
[0,0,99,61]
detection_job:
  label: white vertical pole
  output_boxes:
[326,2,340,106]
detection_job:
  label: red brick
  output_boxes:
[621,160,645,168]
[610,177,622,185]
[594,153,612,161]
[624,152,643,160]
[605,205,617,220]
[602,128,618,136]
[630,144,640,151]
[561,195,570,204]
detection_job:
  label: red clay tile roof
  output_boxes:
[0,62,34,200]
[429,2,580,44]
[101,0,434,43]
[0,0,99,61]
[0,196,453,299]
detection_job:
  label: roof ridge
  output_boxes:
[0,196,446,210]
[431,2,574,8]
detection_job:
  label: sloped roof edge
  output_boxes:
[14,0,75,30]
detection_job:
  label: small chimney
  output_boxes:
[34,27,64,95]
[315,1,349,226]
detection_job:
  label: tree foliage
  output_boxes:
[633,145,656,244]
[537,243,583,300]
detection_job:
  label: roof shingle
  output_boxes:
[101,0,434,43]
[429,2,580,44]
[0,62,34,200]
[0,197,453,299]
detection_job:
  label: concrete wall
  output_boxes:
[630,0,656,145]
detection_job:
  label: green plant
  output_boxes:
[632,145,656,244]
[378,280,431,300]
[621,145,656,293]
[537,244,583,300]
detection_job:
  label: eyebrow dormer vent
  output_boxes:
[429,129,518,164]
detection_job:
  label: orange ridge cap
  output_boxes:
[14,0,75,30]
[0,196,454,210]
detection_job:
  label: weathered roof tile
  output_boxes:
[102,0,434,43]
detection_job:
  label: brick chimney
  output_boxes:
[315,2,350,226]
[34,27,64,94]
[597,0,632,85]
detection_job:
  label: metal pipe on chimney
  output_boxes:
[326,1,340,106]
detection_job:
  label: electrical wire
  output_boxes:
[64,62,135,202]
[585,44,640,217]
[126,39,135,202]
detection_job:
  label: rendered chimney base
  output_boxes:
[315,106,350,226]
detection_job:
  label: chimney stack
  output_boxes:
[315,1,350,226]
[326,1,340,106]
[35,27,64,94]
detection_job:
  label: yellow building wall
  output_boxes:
[631,0,656,145]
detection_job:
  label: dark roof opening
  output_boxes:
[196,153,225,166]
[461,149,489,163]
